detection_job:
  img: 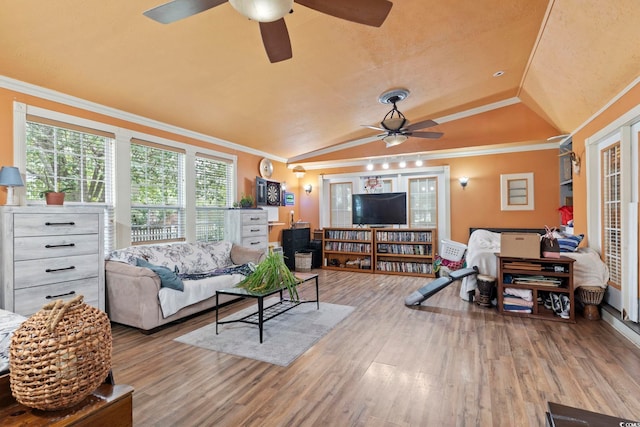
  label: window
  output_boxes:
[408,177,437,228]
[25,115,115,250]
[330,182,353,227]
[130,139,185,244]
[25,117,113,202]
[601,142,622,288]
[195,153,234,241]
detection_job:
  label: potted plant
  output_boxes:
[236,252,301,300]
[239,193,254,208]
[41,186,74,206]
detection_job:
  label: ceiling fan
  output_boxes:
[143,0,393,63]
[364,89,444,148]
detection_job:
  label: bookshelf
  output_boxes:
[497,255,575,322]
[321,227,437,277]
[322,228,373,272]
[374,229,437,277]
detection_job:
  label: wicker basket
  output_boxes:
[9,295,112,411]
[295,251,312,272]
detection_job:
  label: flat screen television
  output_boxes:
[352,192,407,226]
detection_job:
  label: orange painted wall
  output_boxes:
[300,149,561,245]
[0,86,560,248]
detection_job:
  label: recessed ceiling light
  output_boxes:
[382,162,389,170]
[398,160,407,168]
[366,163,374,171]
[493,71,505,77]
[415,159,423,167]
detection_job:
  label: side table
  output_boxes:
[0,374,134,426]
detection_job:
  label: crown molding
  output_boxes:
[293,141,559,171]
[0,75,287,163]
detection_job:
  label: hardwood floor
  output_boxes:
[111,270,640,426]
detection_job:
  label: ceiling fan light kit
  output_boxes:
[383,134,407,147]
[229,0,293,22]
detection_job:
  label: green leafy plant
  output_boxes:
[239,193,254,208]
[236,253,301,301]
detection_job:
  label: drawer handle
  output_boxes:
[250,241,260,245]
[45,243,76,248]
[46,291,76,300]
[250,228,260,232]
[45,221,76,226]
[250,217,261,221]
[45,266,76,273]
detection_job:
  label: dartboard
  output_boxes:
[267,182,280,206]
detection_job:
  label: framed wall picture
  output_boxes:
[500,173,534,211]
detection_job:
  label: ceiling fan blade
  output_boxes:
[259,19,293,63]
[407,131,444,139]
[143,0,228,24]
[362,125,386,131]
[295,0,392,27]
[403,119,438,132]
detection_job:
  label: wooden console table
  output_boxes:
[0,374,134,426]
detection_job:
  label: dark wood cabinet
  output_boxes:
[282,228,310,270]
[497,255,575,322]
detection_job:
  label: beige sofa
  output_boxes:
[105,241,265,332]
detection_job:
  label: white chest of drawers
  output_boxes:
[224,209,268,253]
[0,206,105,316]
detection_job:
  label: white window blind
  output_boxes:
[130,138,185,244]
[195,153,234,241]
[408,177,438,228]
[602,142,622,288]
[330,182,353,227]
[25,115,116,252]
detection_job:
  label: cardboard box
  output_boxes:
[500,233,540,259]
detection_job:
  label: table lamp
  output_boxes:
[0,166,25,205]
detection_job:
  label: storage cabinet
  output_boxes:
[322,228,373,272]
[0,206,105,316]
[282,228,310,270]
[224,209,269,254]
[374,229,437,277]
[497,255,575,322]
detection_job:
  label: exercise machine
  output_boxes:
[404,266,479,306]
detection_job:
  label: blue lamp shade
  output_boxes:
[0,166,25,187]
[0,166,24,206]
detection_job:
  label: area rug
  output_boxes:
[175,300,354,366]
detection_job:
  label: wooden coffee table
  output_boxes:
[216,272,319,343]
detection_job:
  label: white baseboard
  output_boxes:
[601,305,640,349]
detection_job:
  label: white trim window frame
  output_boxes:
[586,108,640,322]
[13,102,116,252]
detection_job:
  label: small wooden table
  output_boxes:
[0,374,134,426]
[216,272,319,343]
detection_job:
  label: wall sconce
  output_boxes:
[459,176,469,189]
[304,184,312,195]
[0,166,25,205]
[292,165,306,179]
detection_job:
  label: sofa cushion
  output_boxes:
[199,241,233,269]
[136,258,184,291]
[127,243,219,274]
[558,234,584,252]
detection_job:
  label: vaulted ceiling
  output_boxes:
[1,0,639,166]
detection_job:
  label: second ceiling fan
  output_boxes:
[144,0,393,63]
[363,89,444,148]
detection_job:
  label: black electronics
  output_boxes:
[352,192,407,226]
